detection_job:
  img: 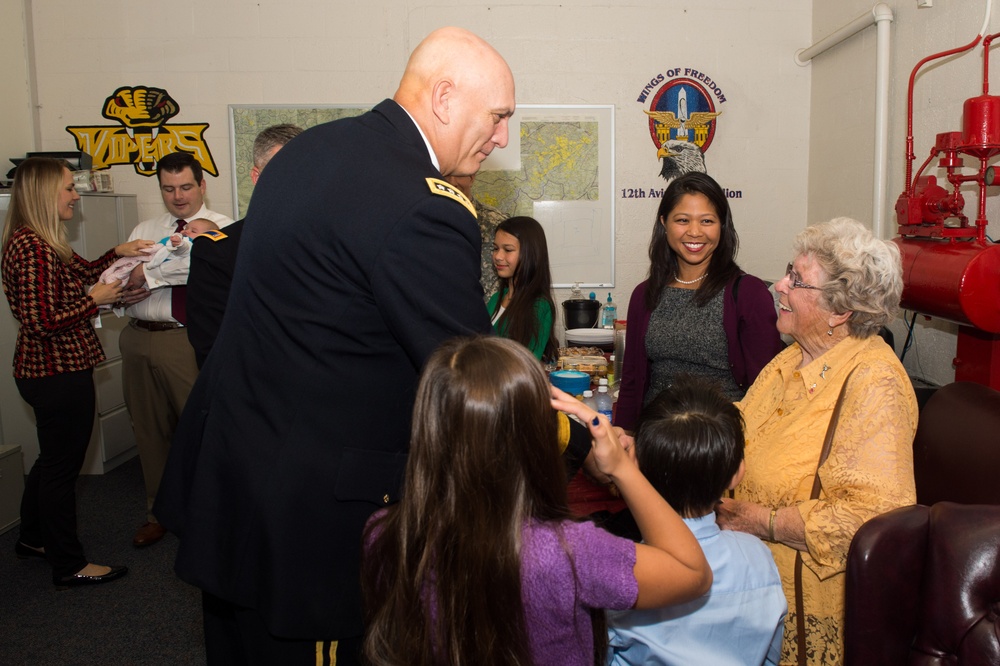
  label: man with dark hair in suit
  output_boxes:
[155,27,515,665]
[185,123,303,367]
[118,151,233,549]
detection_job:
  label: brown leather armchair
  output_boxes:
[844,502,1000,665]
[845,381,1000,664]
[912,381,1000,505]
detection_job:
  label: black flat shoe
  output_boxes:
[53,565,128,590]
[15,541,46,560]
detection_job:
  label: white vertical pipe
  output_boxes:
[796,4,895,238]
[872,4,894,239]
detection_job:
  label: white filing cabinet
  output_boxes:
[0,193,139,476]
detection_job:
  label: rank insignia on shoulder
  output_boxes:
[196,229,228,242]
[426,178,477,219]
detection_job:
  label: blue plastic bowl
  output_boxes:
[549,370,591,396]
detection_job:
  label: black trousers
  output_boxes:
[202,591,363,666]
[15,369,95,577]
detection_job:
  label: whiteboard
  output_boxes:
[475,105,615,288]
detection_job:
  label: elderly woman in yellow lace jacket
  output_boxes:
[716,217,917,666]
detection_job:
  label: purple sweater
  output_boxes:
[365,514,638,665]
[522,519,638,665]
[615,274,783,431]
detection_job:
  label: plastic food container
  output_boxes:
[558,355,607,378]
[548,370,591,396]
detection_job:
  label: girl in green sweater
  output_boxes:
[487,216,558,361]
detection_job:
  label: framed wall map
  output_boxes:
[228,104,369,218]
[228,103,615,287]
[477,104,615,288]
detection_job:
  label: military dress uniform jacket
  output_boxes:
[155,99,492,639]
[186,219,244,367]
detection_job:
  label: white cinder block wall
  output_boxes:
[5,0,812,339]
[6,0,996,387]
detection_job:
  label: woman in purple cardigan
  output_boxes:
[615,173,783,431]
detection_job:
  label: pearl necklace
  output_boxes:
[674,273,707,285]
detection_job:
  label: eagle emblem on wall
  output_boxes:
[645,80,722,183]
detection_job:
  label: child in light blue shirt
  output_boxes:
[607,375,787,666]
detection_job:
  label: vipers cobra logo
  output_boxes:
[637,69,725,182]
[66,86,218,177]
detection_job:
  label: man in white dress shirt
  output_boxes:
[118,151,233,548]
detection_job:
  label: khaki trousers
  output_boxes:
[120,323,198,521]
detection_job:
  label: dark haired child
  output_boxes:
[487,216,558,361]
[606,375,786,666]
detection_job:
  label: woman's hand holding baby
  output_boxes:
[89,279,124,306]
[115,239,155,257]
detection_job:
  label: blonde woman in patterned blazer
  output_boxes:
[1,157,150,588]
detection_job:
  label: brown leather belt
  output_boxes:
[131,319,185,331]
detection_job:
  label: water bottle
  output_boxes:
[598,377,612,399]
[581,389,596,411]
[601,292,617,329]
[595,385,613,421]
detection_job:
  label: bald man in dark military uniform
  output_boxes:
[155,27,516,665]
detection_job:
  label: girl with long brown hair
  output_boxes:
[362,336,711,665]
[487,216,558,361]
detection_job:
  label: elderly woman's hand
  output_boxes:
[716,497,769,539]
[718,498,809,551]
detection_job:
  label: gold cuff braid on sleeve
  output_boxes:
[557,412,571,454]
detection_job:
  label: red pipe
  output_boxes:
[983,32,1000,94]
[905,35,983,195]
[973,32,1000,243]
[977,161,989,242]
[912,148,937,185]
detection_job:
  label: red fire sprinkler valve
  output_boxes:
[893,29,1000,390]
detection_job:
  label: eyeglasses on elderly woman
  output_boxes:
[784,263,820,291]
